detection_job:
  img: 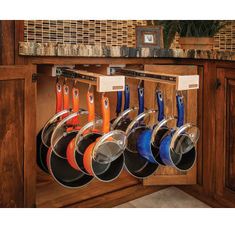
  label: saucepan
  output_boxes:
[123,85,159,178]
[78,94,126,182]
[158,94,200,171]
[136,90,165,164]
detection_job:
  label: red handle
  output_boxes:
[101,95,110,134]
[56,82,63,113]
[87,91,95,122]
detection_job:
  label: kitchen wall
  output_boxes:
[24,20,235,51]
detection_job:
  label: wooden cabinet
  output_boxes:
[215,67,235,206]
[0,65,36,207]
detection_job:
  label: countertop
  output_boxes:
[19,42,235,61]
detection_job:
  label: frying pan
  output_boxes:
[66,88,98,171]
[159,94,199,171]
[123,85,159,178]
[136,90,166,164]
[46,111,93,188]
[50,85,87,159]
[82,95,126,182]
[37,81,71,173]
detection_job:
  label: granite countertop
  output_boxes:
[19,42,235,61]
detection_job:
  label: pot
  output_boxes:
[82,94,126,182]
[159,94,199,171]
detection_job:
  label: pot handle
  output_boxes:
[102,94,110,134]
[87,90,95,122]
[62,84,70,118]
[156,90,164,122]
[56,82,63,113]
[124,85,130,111]
[138,86,144,115]
[176,94,184,128]
[71,87,80,126]
[116,91,122,116]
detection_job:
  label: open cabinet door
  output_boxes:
[143,65,198,186]
[0,65,36,207]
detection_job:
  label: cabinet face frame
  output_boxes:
[0,65,36,207]
[215,67,235,206]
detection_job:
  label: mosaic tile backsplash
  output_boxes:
[24,20,235,51]
[24,20,147,47]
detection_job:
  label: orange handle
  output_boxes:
[56,82,63,113]
[101,95,110,133]
[63,84,70,119]
[72,87,79,125]
[87,91,95,122]
[63,84,70,110]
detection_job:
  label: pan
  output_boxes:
[46,112,93,188]
[123,85,159,178]
[159,94,200,171]
[137,90,166,164]
[66,88,99,171]
[82,94,126,182]
[37,81,71,173]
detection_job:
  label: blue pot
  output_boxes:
[137,90,165,163]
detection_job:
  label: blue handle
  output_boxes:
[124,85,130,111]
[138,86,144,114]
[176,94,184,127]
[156,91,164,122]
[116,91,122,115]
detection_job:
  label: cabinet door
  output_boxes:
[0,65,36,207]
[142,65,199,185]
[215,68,235,207]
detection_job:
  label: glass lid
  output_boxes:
[125,109,157,153]
[41,109,71,148]
[170,123,200,155]
[111,106,138,130]
[50,110,89,158]
[92,129,127,164]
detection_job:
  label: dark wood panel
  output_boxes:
[0,65,36,207]
[0,79,24,207]
[226,79,235,191]
[215,67,235,207]
[0,20,15,65]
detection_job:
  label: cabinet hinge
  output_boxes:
[32,73,39,82]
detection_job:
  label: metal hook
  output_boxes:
[138,79,143,88]
[88,84,92,93]
[176,90,184,98]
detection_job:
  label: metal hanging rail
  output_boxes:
[56,67,125,92]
